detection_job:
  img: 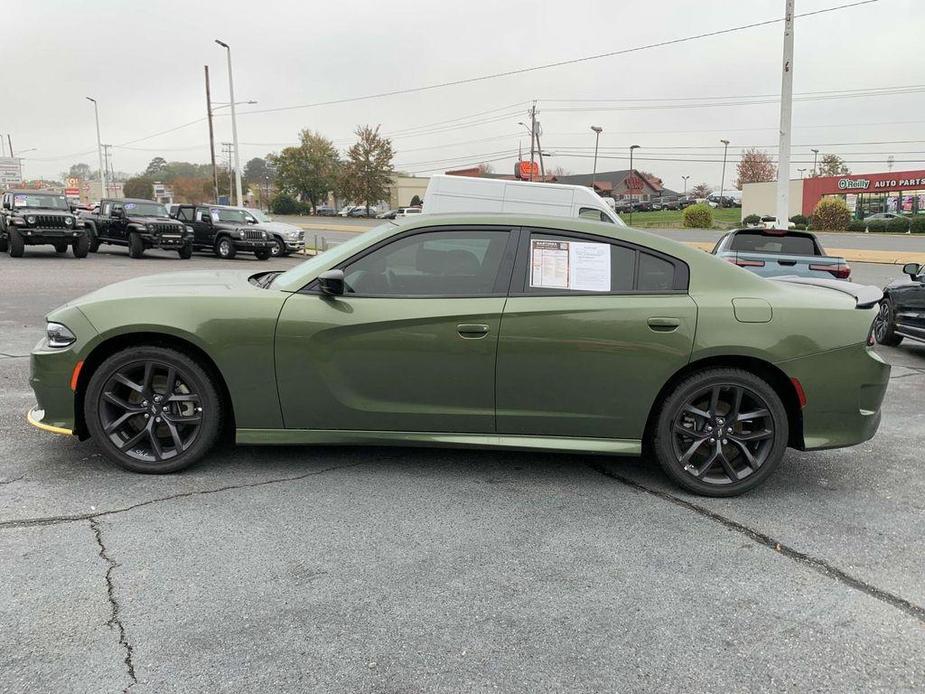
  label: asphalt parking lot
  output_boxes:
[1,246,924,692]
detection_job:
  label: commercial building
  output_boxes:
[0,156,23,189]
[387,175,429,209]
[742,169,925,220]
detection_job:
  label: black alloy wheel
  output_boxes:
[269,238,286,257]
[654,368,788,496]
[873,299,903,346]
[215,237,236,259]
[85,347,222,473]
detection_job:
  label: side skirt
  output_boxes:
[235,428,641,456]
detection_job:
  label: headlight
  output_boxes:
[288,231,299,239]
[75,220,85,228]
[185,225,193,234]
[25,215,36,225]
[46,322,76,348]
[147,224,154,231]
[64,216,73,225]
[235,229,245,239]
[261,231,267,239]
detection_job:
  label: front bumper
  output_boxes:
[141,233,191,248]
[17,227,86,243]
[779,343,890,450]
[233,239,270,250]
[27,407,73,436]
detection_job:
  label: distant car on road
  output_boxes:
[394,207,423,219]
[712,228,850,280]
[874,262,925,347]
[863,212,906,222]
[314,205,336,216]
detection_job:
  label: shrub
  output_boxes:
[683,203,713,229]
[743,214,761,226]
[789,214,809,226]
[270,193,300,215]
[811,197,851,231]
[887,216,911,233]
[847,220,866,232]
[791,223,806,231]
[910,216,925,233]
[865,219,887,233]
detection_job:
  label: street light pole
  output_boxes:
[628,144,640,226]
[682,175,690,195]
[204,65,219,203]
[719,139,730,206]
[590,126,603,182]
[216,40,243,207]
[774,0,796,227]
[811,148,819,176]
[798,168,806,179]
[86,97,106,201]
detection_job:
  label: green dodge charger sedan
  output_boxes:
[27,214,890,496]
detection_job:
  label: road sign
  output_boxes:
[517,161,539,180]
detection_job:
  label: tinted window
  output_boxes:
[343,230,509,296]
[730,230,819,256]
[638,252,675,291]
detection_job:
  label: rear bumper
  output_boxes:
[778,343,890,450]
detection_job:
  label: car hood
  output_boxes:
[17,208,70,216]
[126,215,183,224]
[257,221,302,233]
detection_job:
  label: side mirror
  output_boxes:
[318,269,345,296]
[902,262,921,278]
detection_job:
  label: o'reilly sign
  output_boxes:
[838,178,870,190]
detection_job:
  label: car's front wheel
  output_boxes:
[653,368,788,497]
[874,299,903,346]
[254,248,271,260]
[269,238,286,257]
[84,346,223,473]
[72,234,90,258]
[128,232,144,258]
[214,237,236,259]
[178,243,192,259]
[8,228,25,257]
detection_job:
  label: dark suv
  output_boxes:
[0,190,90,258]
[82,198,192,258]
[172,204,271,260]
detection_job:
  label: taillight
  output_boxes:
[790,377,807,408]
[809,263,851,280]
[727,258,765,267]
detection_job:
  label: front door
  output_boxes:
[496,228,696,440]
[275,227,516,432]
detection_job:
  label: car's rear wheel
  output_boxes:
[269,238,286,257]
[85,347,222,473]
[215,237,236,259]
[653,368,788,497]
[254,248,271,260]
[874,299,903,346]
[8,228,24,257]
[128,232,144,258]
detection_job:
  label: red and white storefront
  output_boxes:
[801,169,925,218]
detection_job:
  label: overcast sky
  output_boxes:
[8,0,924,192]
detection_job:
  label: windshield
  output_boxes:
[246,209,270,223]
[123,201,169,217]
[13,193,69,210]
[211,208,248,224]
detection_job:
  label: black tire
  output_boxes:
[254,248,271,261]
[178,243,192,259]
[128,232,144,259]
[874,299,903,346]
[652,368,789,497]
[72,234,90,258]
[53,241,68,253]
[269,238,286,258]
[9,228,24,257]
[214,236,236,259]
[87,225,100,253]
[0,235,7,253]
[84,346,223,474]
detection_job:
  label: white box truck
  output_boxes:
[421,175,626,226]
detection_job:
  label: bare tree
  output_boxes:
[815,154,850,177]
[477,162,494,175]
[690,182,712,199]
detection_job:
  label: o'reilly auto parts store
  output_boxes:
[742,169,925,220]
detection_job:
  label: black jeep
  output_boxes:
[172,205,271,260]
[82,198,193,259]
[0,190,90,258]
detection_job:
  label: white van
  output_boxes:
[421,175,626,226]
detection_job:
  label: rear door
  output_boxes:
[496,228,696,440]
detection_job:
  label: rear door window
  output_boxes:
[729,230,819,256]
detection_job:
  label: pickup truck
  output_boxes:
[82,198,193,258]
[711,228,850,280]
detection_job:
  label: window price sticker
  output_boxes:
[530,239,611,291]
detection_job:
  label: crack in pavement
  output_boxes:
[90,517,137,693]
[589,463,925,625]
[0,462,362,531]
[0,353,29,359]
[0,475,25,485]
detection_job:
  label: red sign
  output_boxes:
[65,188,80,197]
[801,169,925,216]
[516,161,539,180]
[626,175,644,192]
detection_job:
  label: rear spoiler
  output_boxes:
[770,276,883,309]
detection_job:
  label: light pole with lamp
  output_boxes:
[798,168,806,179]
[681,175,690,195]
[86,97,106,201]
[215,39,243,206]
[719,139,730,207]
[590,126,603,182]
[628,144,640,225]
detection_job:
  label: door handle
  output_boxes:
[457,323,490,339]
[647,317,681,332]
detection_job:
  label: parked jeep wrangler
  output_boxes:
[0,190,90,258]
[82,198,193,259]
[172,204,271,260]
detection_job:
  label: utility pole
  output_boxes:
[205,65,219,203]
[529,102,537,182]
[86,97,106,203]
[591,126,603,182]
[798,168,806,179]
[628,144,640,226]
[6,134,12,158]
[774,0,795,228]
[222,143,234,200]
[682,175,690,194]
[535,125,546,179]
[719,139,730,205]
[102,144,113,196]
[811,148,819,176]
[216,40,243,207]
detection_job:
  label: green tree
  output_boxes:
[144,157,169,178]
[243,157,273,185]
[123,177,154,199]
[341,125,394,215]
[815,154,850,177]
[269,130,341,211]
[683,203,713,228]
[66,162,93,180]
